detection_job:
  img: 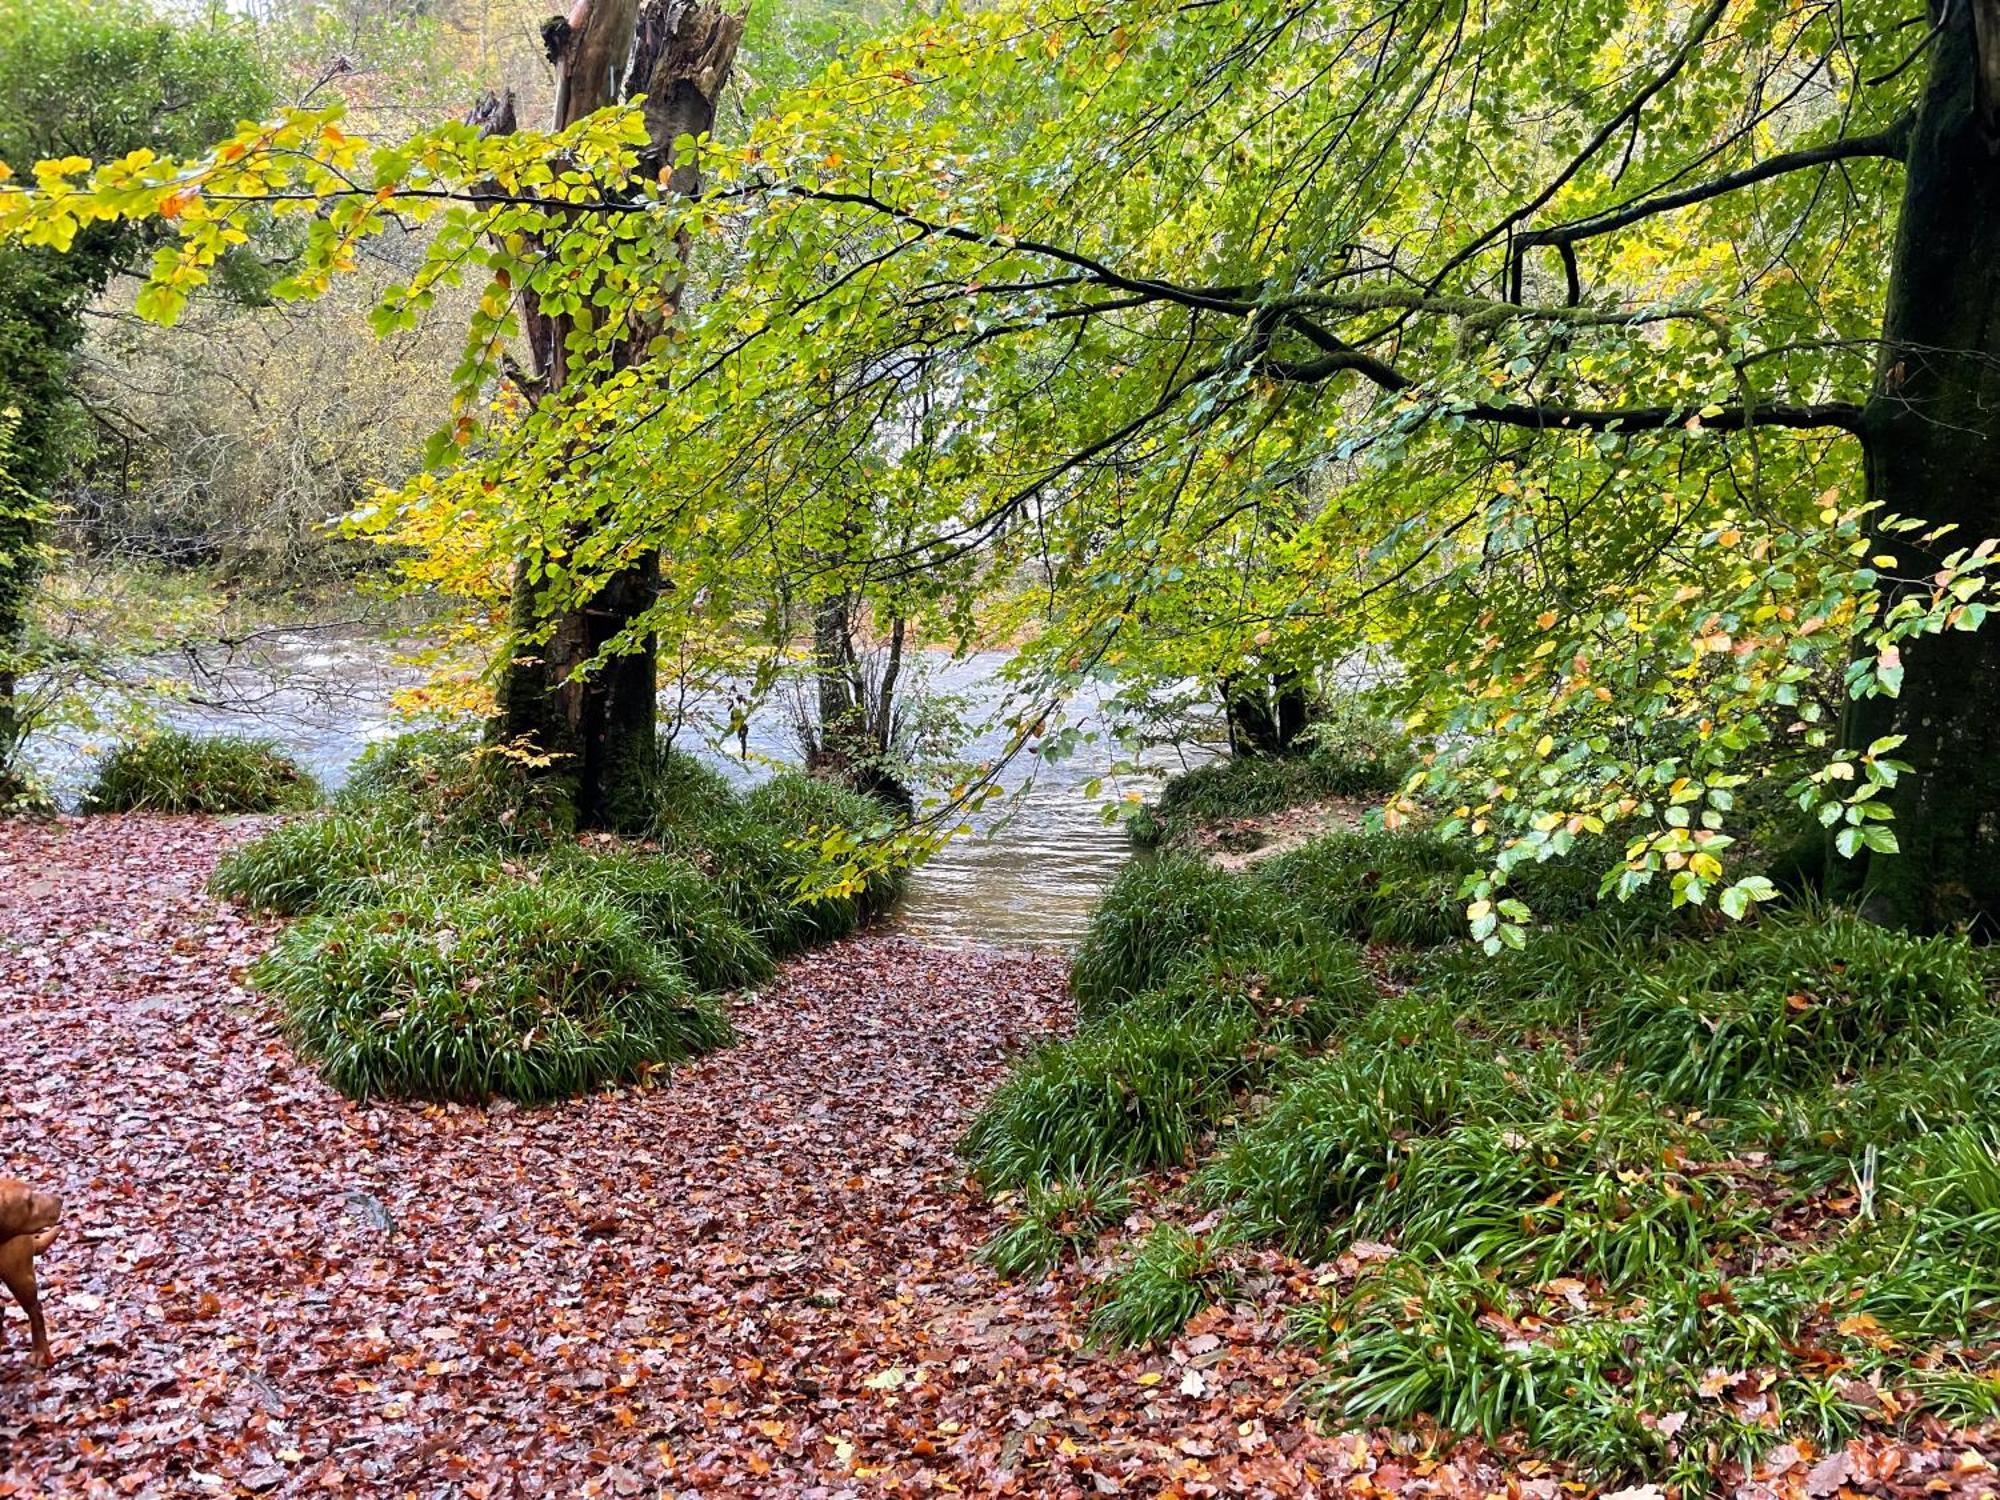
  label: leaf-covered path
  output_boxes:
[9,818,1998,1499]
[0,816,1367,1498]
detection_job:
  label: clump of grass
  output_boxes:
[646,746,740,840]
[1069,856,1309,1013]
[1201,1022,1519,1248]
[1303,1254,1804,1487]
[1370,1110,1758,1287]
[1135,705,1412,848]
[1143,930,1375,1048]
[1252,831,1474,947]
[208,811,410,916]
[255,878,729,1104]
[551,844,774,991]
[1087,1223,1238,1347]
[960,989,1269,1190]
[341,726,479,804]
[1411,913,1668,1039]
[981,1178,1134,1279]
[1588,909,1981,1107]
[80,730,321,814]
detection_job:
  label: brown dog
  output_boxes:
[0,1178,62,1366]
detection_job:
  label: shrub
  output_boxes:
[208,811,409,916]
[646,746,739,839]
[700,812,869,956]
[743,772,906,915]
[960,990,1269,1190]
[1135,703,1412,848]
[1305,1255,1805,1486]
[80,730,320,814]
[1253,831,1474,947]
[337,731,576,853]
[341,726,478,804]
[1087,1223,1238,1347]
[551,845,775,991]
[1202,1026,1517,1248]
[255,879,729,1104]
[1069,856,1309,1013]
[1142,930,1375,1049]
[1588,910,1982,1106]
[1412,913,1671,1039]
[981,1177,1133,1280]
[1366,1109,1758,1287]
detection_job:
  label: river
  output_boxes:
[34,629,1165,949]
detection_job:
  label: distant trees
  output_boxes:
[0,0,269,773]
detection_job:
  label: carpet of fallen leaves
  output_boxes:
[4,816,1998,1500]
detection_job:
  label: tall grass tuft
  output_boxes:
[1252,831,1473,946]
[81,730,321,814]
[1069,856,1309,1013]
[1588,909,1981,1106]
[960,989,1269,1190]
[551,844,775,991]
[255,878,729,1104]
[208,810,409,915]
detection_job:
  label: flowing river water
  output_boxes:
[39,629,1165,949]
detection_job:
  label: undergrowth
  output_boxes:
[968,824,2000,1489]
[217,730,903,1104]
[81,729,321,814]
[1133,704,1412,848]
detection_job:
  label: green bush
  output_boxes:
[551,845,775,991]
[1135,704,1412,848]
[1588,910,1982,1106]
[255,879,729,1104]
[1304,1254,1804,1487]
[80,729,321,814]
[208,811,409,916]
[981,1177,1133,1280]
[1367,1110,1757,1287]
[1202,1025,1517,1249]
[1252,830,1474,946]
[1140,930,1375,1048]
[1087,1223,1238,1347]
[341,726,478,804]
[1069,856,1309,1013]
[700,811,869,956]
[646,746,739,839]
[960,989,1269,1190]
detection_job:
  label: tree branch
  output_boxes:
[1516,115,1912,252]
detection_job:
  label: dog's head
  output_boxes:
[0,1179,61,1238]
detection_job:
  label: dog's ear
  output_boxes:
[0,1179,29,1238]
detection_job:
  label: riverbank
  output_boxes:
[0,815,1379,1496]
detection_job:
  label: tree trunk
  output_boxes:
[1836,0,2000,930]
[803,594,915,815]
[493,0,743,831]
[1224,667,1312,757]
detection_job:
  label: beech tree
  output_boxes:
[10,0,1999,930]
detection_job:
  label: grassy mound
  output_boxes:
[1588,908,1981,1106]
[1252,830,1474,946]
[209,810,409,916]
[1068,856,1312,1013]
[976,820,2000,1488]
[81,730,320,814]
[550,845,774,992]
[219,736,905,1105]
[256,879,729,1104]
[1134,706,1412,848]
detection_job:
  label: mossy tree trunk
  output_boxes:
[1835,0,2000,930]
[494,0,743,832]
